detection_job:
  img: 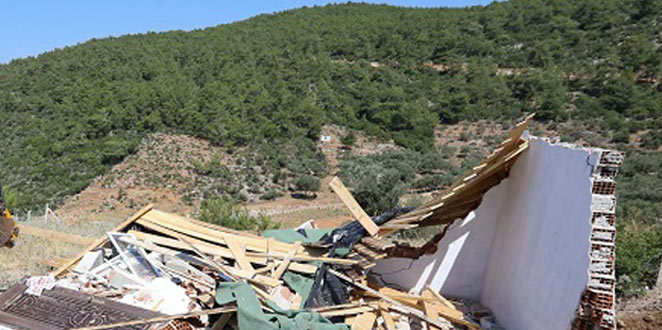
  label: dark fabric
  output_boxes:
[303,265,350,309]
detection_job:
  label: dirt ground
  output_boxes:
[618,289,662,329]
[55,133,230,223]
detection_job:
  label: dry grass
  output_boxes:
[0,216,116,289]
[271,207,350,228]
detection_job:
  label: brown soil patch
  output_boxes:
[618,289,662,329]
[56,133,230,223]
[619,310,662,330]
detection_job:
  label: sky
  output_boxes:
[0,0,494,64]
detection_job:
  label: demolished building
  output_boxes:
[0,115,623,330]
[372,123,623,330]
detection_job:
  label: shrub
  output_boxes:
[261,189,283,201]
[199,197,280,231]
[341,131,357,146]
[295,175,321,192]
[616,221,662,297]
[1,185,18,211]
[340,161,408,215]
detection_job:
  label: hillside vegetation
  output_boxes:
[1,0,661,296]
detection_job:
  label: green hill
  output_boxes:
[1,0,662,296]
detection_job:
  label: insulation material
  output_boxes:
[373,137,621,330]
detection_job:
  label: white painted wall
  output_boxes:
[372,138,598,330]
[371,177,508,299]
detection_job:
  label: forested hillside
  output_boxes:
[1,0,661,296]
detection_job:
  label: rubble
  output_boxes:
[0,114,622,330]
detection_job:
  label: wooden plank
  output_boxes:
[20,225,94,246]
[272,241,301,280]
[140,212,298,254]
[423,289,479,330]
[226,237,255,274]
[145,210,290,251]
[42,256,69,268]
[421,290,443,330]
[385,114,534,229]
[244,251,359,265]
[129,230,316,274]
[149,209,261,238]
[352,311,377,330]
[366,287,437,308]
[319,306,376,317]
[425,287,456,312]
[131,228,238,259]
[175,232,280,289]
[329,176,379,236]
[378,224,418,230]
[211,312,233,330]
[328,269,450,330]
[433,306,479,330]
[254,264,276,274]
[120,236,215,269]
[160,264,215,289]
[174,233,238,282]
[52,204,153,277]
[379,302,396,330]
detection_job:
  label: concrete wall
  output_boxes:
[372,138,599,330]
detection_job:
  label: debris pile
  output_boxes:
[0,114,621,330]
[0,203,489,329]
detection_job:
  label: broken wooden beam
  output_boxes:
[327,269,451,330]
[272,241,301,280]
[329,176,379,236]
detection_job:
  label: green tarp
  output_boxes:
[260,229,350,256]
[216,282,348,330]
[261,228,333,244]
[282,271,315,303]
[260,229,326,303]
